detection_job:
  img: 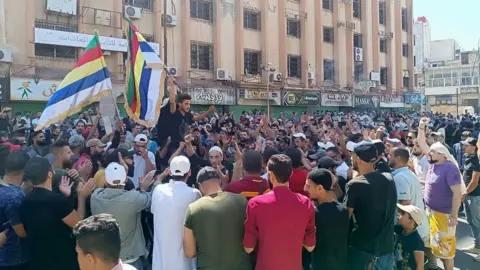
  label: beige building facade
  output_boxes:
[0,0,414,113]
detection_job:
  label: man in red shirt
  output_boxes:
[243,154,316,270]
[224,151,270,200]
[285,148,309,196]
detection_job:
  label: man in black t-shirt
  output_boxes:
[460,137,480,253]
[19,157,94,270]
[345,143,397,270]
[304,169,349,270]
[159,78,215,151]
[372,139,391,173]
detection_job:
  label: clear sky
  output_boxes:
[414,0,480,50]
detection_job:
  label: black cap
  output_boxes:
[197,166,220,183]
[461,137,477,147]
[106,149,135,164]
[307,169,333,191]
[372,139,386,155]
[308,149,326,161]
[317,156,342,169]
[354,143,378,163]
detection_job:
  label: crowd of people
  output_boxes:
[0,79,480,270]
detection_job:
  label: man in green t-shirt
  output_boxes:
[183,166,252,270]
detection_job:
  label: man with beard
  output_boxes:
[344,142,397,269]
[26,130,48,158]
[73,139,106,179]
[459,137,480,255]
[453,131,471,171]
[406,131,417,152]
[388,148,429,244]
[418,118,463,270]
[410,139,429,195]
[71,120,86,137]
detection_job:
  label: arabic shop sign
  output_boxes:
[320,93,353,107]
[10,78,61,101]
[380,95,404,108]
[182,87,236,105]
[282,91,320,106]
[34,28,161,55]
[354,95,380,108]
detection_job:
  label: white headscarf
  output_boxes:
[429,142,467,195]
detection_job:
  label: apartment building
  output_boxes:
[0,0,414,114]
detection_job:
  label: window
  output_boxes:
[191,42,213,70]
[288,55,301,78]
[461,53,469,65]
[354,33,362,48]
[190,0,213,22]
[323,0,333,11]
[287,19,301,38]
[244,50,261,75]
[353,0,361,19]
[402,44,408,57]
[414,56,416,66]
[35,44,76,59]
[354,62,363,82]
[380,38,387,53]
[403,76,409,88]
[323,27,334,43]
[380,67,388,85]
[401,8,407,31]
[244,10,261,30]
[379,1,386,25]
[34,20,77,59]
[324,59,335,81]
[126,0,153,10]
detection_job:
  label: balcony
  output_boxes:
[425,76,479,88]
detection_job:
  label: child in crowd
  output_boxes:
[395,204,425,270]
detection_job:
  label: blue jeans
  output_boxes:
[373,253,394,270]
[348,247,394,270]
[128,258,144,270]
[464,195,480,247]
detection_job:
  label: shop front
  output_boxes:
[380,94,405,111]
[10,77,125,116]
[281,90,321,114]
[321,92,353,112]
[404,92,425,109]
[233,88,281,118]
[181,86,236,114]
[353,95,381,111]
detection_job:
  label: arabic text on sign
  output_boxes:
[249,91,268,99]
[195,90,224,104]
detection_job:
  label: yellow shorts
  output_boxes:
[426,208,456,259]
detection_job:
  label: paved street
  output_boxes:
[442,217,480,269]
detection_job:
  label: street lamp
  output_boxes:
[261,62,276,119]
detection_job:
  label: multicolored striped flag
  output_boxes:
[36,32,112,131]
[124,17,166,127]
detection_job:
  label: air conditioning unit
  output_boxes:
[124,5,141,20]
[163,14,177,27]
[354,47,363,62]
[0,49,12,63]
[308,71,315,80]
[216,69,228,80]
[273,72,282,82]
[167,67,178,76]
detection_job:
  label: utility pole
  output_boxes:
[163,0,168,94]
[163,0,168,67]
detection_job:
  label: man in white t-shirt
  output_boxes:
[132,134,156,188]
[389,148,429,240]
[411,140,429,195]
[151,156,201,270]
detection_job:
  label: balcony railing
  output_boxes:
[426,77,479,88]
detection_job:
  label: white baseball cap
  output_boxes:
[317,141,335,149]
[170,156,191,176]
[209,146,223,156]
[397,203,423,226]
[135,134,148,143]
[105,162,127,186]
[292,132,306,140]
[346,140,369,152]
